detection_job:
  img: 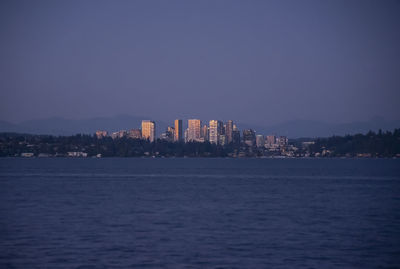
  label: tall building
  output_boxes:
[243,129,256,147]
[184,128,189,143]
[266,135,276,146]
[141,120,156,142]
[188,119,201,142]
[201,124,209,141]
[174,119,183,142]
[219,134,226,146]
[218,122,224,135]
[232,129,240,145]
[225,120,233,143]
[256,134,265,148]
[209,120,223,144]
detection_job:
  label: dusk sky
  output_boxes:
[1,0,399,125]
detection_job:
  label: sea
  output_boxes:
[0,158,399,269]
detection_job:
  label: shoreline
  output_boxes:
[1,156,398,160]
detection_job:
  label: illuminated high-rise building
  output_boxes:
[209,120,223,144]
[141,120,156,142]
[174,119,183,142]
[225,120,233,143]
[188,119,201,142]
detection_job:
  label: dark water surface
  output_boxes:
[1,158,399,268]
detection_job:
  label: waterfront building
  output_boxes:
[188,119,202,142]
[256,134,265,148]
[128,129,141,139]
[174,119,183,142]
[67,151,88,157]
[225,120,233,143]
[141,120,156,142]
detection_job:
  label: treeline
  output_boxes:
[308,129,400,157]
[1,129,399,158]
[0,133,235,157]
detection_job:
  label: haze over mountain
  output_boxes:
[0,115,398,138]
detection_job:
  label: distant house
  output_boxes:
[67,152,88,157]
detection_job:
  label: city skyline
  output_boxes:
[1,113,399,139]
[97,119,290,149]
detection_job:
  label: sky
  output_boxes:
[0,0,399,126]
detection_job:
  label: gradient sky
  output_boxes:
[1,0,399,125]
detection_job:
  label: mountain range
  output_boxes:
[0,115,398,138]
